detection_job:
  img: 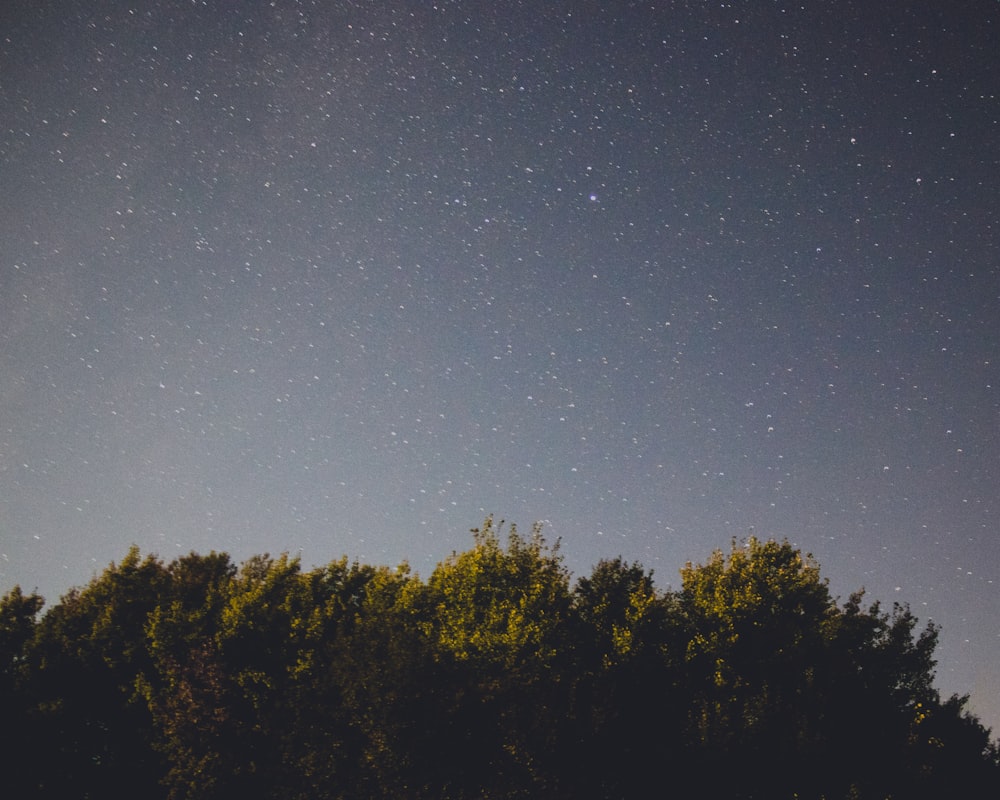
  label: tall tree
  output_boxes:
[678,536,1000,798]
[679,537,836,796]
[422,517,574,797]
[139,551,237,800]
[277,557,383,799]
[27,547,168,798]
[0,586,45,795]
[2,525,996,799]
[569,558,687,798]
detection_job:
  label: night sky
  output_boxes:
[2,2,998,731]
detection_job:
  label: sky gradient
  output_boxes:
[2,2,999,732]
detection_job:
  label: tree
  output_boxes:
[277,557,383,798]
[0,586,45,795]
[568,558,687,798]
[27,547,168,798]
[422,517,574,797]
[2,525,996,798]
[814,591,983,799]
[327,562,438,798]
[427,517,571,673]
[678,537,836,796]
[678,536,1000,799]
[139,551,237,800]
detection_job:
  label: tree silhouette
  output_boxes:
[2,522,996,799]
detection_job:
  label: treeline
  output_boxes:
[2,518,997,799]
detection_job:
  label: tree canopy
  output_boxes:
[2,519,997,799]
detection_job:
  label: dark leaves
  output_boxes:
[2,525,996,799]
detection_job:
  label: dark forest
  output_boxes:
[2,517,997,799]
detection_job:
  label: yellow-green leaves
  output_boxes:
[9,525,994,798]
[426,516,570,673]
[680,537,835,747]
[681,536,829,627]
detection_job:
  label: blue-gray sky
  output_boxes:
[2,1,998,732]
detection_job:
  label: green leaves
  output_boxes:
[426,516,571,673]
[681,536,830,626]
[2,523,997,799]
[574,556,659,667]
[0,585,43,679]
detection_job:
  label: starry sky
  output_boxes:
[2,1,999,730]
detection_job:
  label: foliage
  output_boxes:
[1,524,997,799]
[680,538,836,792]
[13,547,169,796]
[0,585,45,795]
[426,516,571,673]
